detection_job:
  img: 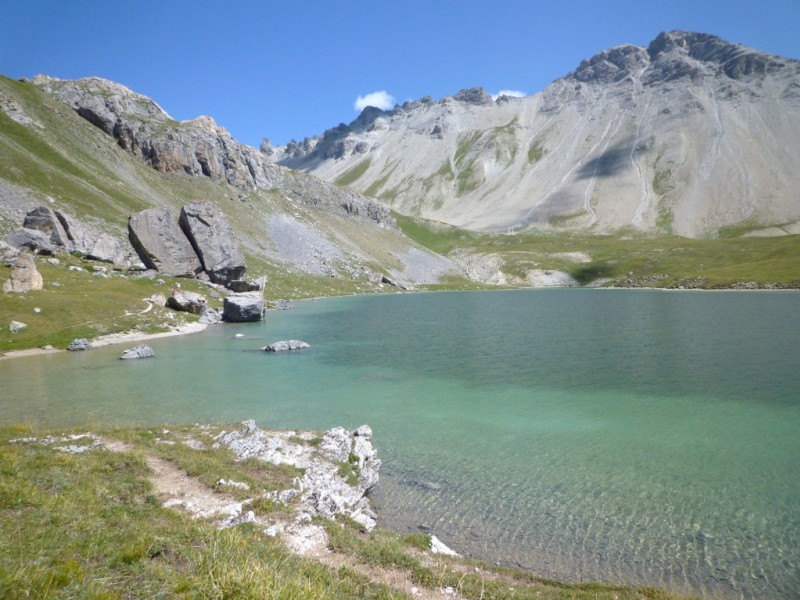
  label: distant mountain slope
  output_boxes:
[274,31,800,238]
[0,74,462,291]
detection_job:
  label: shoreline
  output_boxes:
[0,321,208,362]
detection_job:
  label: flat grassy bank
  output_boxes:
[396,214,800,289]
[0,424,692,599]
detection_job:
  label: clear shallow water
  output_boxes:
[1,289,799,599]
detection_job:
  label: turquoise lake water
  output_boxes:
[1,289,798,599]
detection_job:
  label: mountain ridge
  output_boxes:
[272,31,800,238]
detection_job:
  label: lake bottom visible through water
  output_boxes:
[1,289,798,599]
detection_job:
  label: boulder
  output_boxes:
[222,292,264,322]
[3,252,44,293]
[120,345,155,359]
[22,206,71,248]
[263,340,310,352]
[128,208,202,278]
[227,279,261,293]
[198,306,222,324]
[5,228,54,255]
[166,289,207,314]
[86,234,126,264]
[179,202,246,286]
[67,338,92,351]
[9,320,27,333]
[55,211,95,255]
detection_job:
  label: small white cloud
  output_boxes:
[491,89,526,101]
[354,90,396,111]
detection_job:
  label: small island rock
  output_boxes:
[67,338,92,351]
[263,340,310,352]
[120,345,155,359]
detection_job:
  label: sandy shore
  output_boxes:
[0,322,208,361]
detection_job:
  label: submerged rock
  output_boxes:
[263,340,310,352]
[119,345,155,360]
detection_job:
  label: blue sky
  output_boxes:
[2,1,798,147]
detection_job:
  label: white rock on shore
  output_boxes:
[214,420,381,530]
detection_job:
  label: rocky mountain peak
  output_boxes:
[451,87,494,105]
[571,44,650,83]
[646,30,795,81]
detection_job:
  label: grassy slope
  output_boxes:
[0,424,691,599]
[395,214,800,288]
[0,77,450,352]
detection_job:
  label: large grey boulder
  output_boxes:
[5,228,54,255]
[55,211,95,255]
[3,252,44,293]
[179,202,246,286]
[120,345,155,359]
[128,208,202,278]
[13,206,97,255]
[87,234,126,264]
[22,206,71,248]
[222,292,264,322]
[166,289,207,314]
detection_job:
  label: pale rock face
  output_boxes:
[276,31,800,238]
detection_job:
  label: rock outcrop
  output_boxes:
[214,420,381,530]
[222,292,264,322]
[128,208,203,278]
[3,252,44,292]
[33,76,397,230]
[178,202,246,286]
[120,345,155,359]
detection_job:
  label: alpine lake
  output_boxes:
[2,288,798,599]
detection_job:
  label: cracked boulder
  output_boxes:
[128,207,202,278]
[179,202,246,286]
